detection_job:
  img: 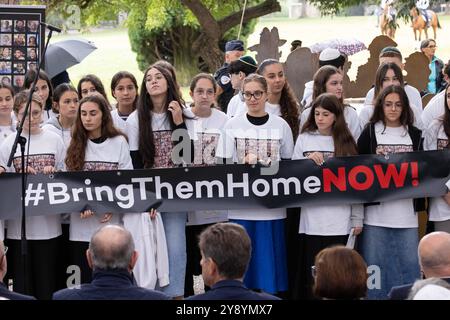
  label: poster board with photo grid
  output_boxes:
[0,5,45,91]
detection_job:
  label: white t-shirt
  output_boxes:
[300,105,362,139]
[362,85,424,130]
[0,130,65,240]
[424,120,450,221]
[216,113,294,220]
[111,108,128,134]
[422,90,445,127]
[41,108,57,124]
[127,110,193,168]
[69,135,132,242]
[226,92,246,118]
[227,100,282,119]
[184,107,229,225]
[364,122,418,228]
[292,131,352,235]
[301,80,314,107]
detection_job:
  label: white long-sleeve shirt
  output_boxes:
[122,212,169,289]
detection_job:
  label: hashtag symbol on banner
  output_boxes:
[25,183,45,206]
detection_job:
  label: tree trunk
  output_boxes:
[172,27,201,85]
[192,33,224,72]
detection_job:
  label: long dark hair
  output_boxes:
[137,63,185,168]
[374,62,404,99]
[257,59,300,139]
[370,85,414,129]
[312,65,343,103]
[302,93,357,156]
[24,69,54,112]
[77,74,108,100]
[65,95,126,171]
[442,84,450,148]
[110,71,139,111]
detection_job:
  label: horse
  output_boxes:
[410,7,441,41]
[380,5,396,39]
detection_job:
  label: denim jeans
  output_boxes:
[361,224,420,300]
[157,212,187,297]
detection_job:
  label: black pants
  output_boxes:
[293,234,348,300]
[5,237,60,300]
[56,223,71,290]
[69,241,92,285]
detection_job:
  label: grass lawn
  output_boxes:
[51,15,450,101]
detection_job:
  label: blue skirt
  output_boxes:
[230,219,288,294]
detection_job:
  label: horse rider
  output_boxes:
[416,0,430,27]
[381,0,396,22]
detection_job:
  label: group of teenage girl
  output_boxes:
[0,46,449,300]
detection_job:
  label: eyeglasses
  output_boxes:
[17,110,42,118]
[427,45,437,49]
[243,91,264,101]
[311,265,317,278]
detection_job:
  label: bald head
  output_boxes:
[88,225,136,271]
[418,232,450,278]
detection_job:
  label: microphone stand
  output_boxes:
[6,26,55,295]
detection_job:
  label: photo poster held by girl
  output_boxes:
[0,5,45,91]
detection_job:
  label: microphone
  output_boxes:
[40,22,62,33]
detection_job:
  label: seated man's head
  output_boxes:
[87,225,138,272]
[198,222,251,287]
[418,231,450,279]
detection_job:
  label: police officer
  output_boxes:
[214,39,245,113]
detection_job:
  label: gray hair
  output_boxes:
[408,277,450,300]
[89,225,135,270]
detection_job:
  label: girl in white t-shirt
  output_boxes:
[300,65,361,139]
[65,94,132,284]
[126,62,191,299]
[358,85,422,300]
[0,90,65,299]
[216,74,294,294]
[292,93,362,299]
[360,62,423,130]
[0,83,15,242]
[184,73,229,296]
[257,59,300,140]
[110,71,138,132]
[424,84,450,232]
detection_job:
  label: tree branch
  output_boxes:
[180,0,221,38]
[219,0,281,34]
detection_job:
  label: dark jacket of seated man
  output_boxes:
[186,279,280,300]
[0,282,36,300]
[52,268,170,300]
[389,277,450,300]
